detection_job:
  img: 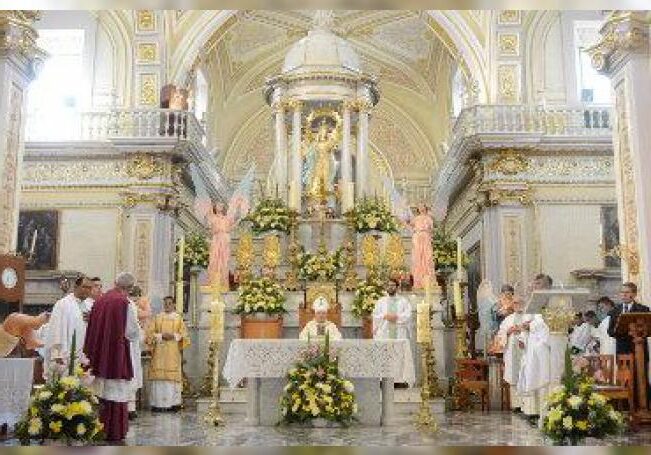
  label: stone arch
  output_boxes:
[97,11,134,106]
[524,11,562,104]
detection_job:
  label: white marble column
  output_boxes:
[355,101,370,199]
[289,100,302,212]
[272,99,288,201]
[591,12,651,301]
[341,101,353,211]
[0,12,45,253]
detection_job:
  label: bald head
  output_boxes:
[115,272,136,292]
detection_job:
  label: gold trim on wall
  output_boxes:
[497,32,519,57]
[136,42,158,64]
[138,73,159,106]
[136,10,156,33]
[497,10,521,25]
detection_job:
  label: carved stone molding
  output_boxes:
[0,11,47,81]
[485,155,614,183]
[497,64,520,103]
[588,11,650,76]
[133,219,152,294]
[126,153,165,180]
[480,182,532,206]
[497,32,519,57]
[487,150,529,175]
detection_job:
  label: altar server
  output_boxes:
[517,314,550,421]
[569,311,597,354]
[84,272,140,443]
[596,297,616,355]
[300,297,342,341]
[45,275,92,370]
[495,297,532,411]
[127,287,145,419]
[146,296,190,412]
[373,278,412,341]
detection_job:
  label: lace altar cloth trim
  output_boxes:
[222,339,415,388]
[0,358,34,426]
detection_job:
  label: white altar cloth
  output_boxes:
[222,339,416,426]
[0,359,34,427]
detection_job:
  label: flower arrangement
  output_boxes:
[344,197,399,233]
[244,197,297,234]
[280,334,357,426]
[298,245,345,281]
[541,348,625,445]
[432,228,469,270]
[233,276,287,316]
[180,232,209,268]
[15,333,103,445]
[351,274,386,318]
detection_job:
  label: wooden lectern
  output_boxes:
[614,312,651,425]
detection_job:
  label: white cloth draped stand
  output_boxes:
[0,359,34,427]
[222,339,415,426]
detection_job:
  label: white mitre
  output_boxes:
[312,296,329,313]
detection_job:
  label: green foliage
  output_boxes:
[541,347,626,445]
[244,198,298,234]
[280,337,357,426]
[233,276,287,316]
[432,228,469,270]
[344,197,399,233]
[179,233,209,268]
[351,274,386,318]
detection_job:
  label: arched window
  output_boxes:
[26,29,86,140]
[574,21,611,105]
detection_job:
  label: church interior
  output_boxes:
[2,8,651,447]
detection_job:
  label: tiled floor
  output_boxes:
[4,410,648,446]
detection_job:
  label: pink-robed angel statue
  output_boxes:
[194,164,255,290]
[408,204,435,290]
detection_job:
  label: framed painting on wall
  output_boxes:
[16,210,59,270]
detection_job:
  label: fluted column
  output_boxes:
[289,100,302,212]
[272,99,288,201]
[341,101,353,211]
[0,11,46,253]
[590,11,651,301]
[355,100,371,199]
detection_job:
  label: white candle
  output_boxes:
[453,281,464,318]
[210,300,225,342]
[29,229,38,255]
[176,235,185,314]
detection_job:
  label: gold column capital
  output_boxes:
[0,11,47,82]
[285,98,303,112]
[588,11,650,76]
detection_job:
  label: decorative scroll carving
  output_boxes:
[134,219,152,294]
[139,73,158,106]
[136,42,157,63]
[497,10,521,25]
[136,11,156,32]
[126,153,164,180]
[588,11,649,75]
[498,32,519,56]
[503,216,523,286]
[22,161,128,184]
[488,150,528,175]
[497,64,520,103]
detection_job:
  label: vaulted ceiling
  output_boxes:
[193,11,474,186]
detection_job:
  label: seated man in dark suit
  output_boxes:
[607,282,650,354]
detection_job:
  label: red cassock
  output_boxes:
[83,289,133,442]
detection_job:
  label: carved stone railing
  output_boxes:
[433,104,613,217]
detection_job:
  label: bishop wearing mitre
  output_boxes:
[299,297,342,341]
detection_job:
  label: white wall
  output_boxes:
[538,204,603,285]
[58,208,118,285]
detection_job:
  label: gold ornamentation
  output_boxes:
[139,73,158,106]
[541,296,575,333]
[126,153,164,180]
[488,150,529,175]
[306,283,336,309]
[454,317,469,359]
[497,64,520,103]
[0,12,46,80]
[498,32,519,56]
[482,185,532,206]
[134,219,152,295]
[415,338,438,432]
[341,238,358,291]
[136,42,157,63]
[0,83,23,253]
[360,234,380,270]
[136,10,156,32]
[262,233,281,270]
[498,10,521,25]
[504,216,523,286]
[385,234,405,275]
[236,231,254,282]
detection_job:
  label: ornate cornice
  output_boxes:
[0,11,47,82]
[588,11,650,76]
[479,182,533,207]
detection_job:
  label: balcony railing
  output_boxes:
[27,109,205,146]
[450,104,612,145]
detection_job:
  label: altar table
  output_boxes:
[222,339,415,426]
[0,359,34,428]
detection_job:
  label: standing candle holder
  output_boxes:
[201,282,226,426]
[414,277,438,431]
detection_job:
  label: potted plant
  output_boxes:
[298,245,345,282]
[351,274,385,338]
[234,276,286,338]
[280,333,357,427]
[541,348,625,445]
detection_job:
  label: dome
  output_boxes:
[282,27,362,75]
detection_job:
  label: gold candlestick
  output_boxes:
[176,235,185,314]
[415,341,438,431]
[201,281,226,426]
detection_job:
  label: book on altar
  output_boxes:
[525,287,590,314]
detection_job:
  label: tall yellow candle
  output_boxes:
[417,300,431,343]
[210,300,225,343]
[176,235,185,314]
[453,281,464,318]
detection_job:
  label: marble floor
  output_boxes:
[4,409,650,446]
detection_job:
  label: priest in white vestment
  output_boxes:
[81,277,103,316]
[517,314,550,420]
[373,279,412,341]
[127,290,144,418]
[45,275,92,371]
[595,297,616,356]
[569,311,597,354]
[300,297,342,341]
[496,297,531,411]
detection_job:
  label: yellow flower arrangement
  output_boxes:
[344,197,399,233]
[234,276,287,316]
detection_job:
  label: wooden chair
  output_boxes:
[455,358,490,411]
[587,354,635,412]
[498,359,511,411]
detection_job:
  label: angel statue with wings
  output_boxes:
[193,164,256,290]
